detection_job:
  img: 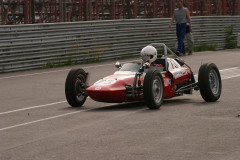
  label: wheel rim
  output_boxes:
[152,76,163,104]
[74,74,86,101]
[209,69,220,95]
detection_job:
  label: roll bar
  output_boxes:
[149,43,190,72]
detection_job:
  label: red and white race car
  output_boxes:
[65,43,222,109]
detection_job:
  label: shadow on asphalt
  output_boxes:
[61,97,219,112]
[163,98,223,109]
[60,101,146,112]
[87,101,146,112]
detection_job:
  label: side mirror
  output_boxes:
[143,62,150,69]
[115,61,121,69]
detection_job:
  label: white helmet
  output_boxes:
[140,45,157,63]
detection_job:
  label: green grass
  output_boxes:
[194,44,217,52]
[225,25,237,49]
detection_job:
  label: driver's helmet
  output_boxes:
[140,45,157,63]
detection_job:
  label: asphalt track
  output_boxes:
[0,49,240,160]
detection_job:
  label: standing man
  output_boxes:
[169,0,192,56]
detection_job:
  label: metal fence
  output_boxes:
[238,33,240,46]
[1,0,240,25]
[0,16,240,73]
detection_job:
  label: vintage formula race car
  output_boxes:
[65,43,222,109]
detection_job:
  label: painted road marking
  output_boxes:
[0,67,240,131]
[220,67,240,80]
[194,67,240,81]
[0,69,70,80]
[0,60,137,80]
[0,101,67,115]
[1,67,240,116]
[0,109,91,131]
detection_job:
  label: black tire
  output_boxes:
[65,68,88,107]
[198,63,222,102]
[143,69,165,109]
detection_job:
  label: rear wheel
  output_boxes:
[198,63,222,102]
[65,68,88,107]
[143,69,164,109]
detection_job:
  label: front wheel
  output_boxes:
[65,68,88,107]
[198,63,222,102]
[143,69,165,109]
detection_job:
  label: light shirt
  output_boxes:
[174,7,187,24]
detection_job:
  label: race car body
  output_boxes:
[65,43,222,109]
[86,73,140,103]
[86,58,192,102]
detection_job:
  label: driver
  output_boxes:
[140,45,163,67]
[140,45,196,84]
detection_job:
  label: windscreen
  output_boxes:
[119,62,141,72]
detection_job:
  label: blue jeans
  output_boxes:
[176,23,187,54]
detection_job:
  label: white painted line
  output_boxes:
[221,74,240,80]
[219,67,240,71]
[0,109,91,131]
[0,69,70,80]
[0,60,138,80]
[0,67,240,131]
[194,67,240,81]
[0,101,67,116]
[220,67,240,80]
[0,102,117,132]
[1,67,240,116]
